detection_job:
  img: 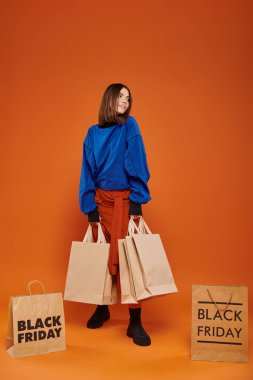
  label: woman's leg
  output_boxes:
[116,263,151,346]
[127,307,151,346]
[86,305,110,329]
[86,222,111,329]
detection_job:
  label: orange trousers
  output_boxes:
[91,187,141,309]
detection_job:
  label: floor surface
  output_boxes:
[1,295,252,380]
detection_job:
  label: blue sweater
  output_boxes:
[79,115,151,214]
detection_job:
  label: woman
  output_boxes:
[79,83,152,346]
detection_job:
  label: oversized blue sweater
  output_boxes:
[79,115,151,214]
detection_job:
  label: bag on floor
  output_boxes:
[191,284,248,362]
[64,223,117,305]
[6,280,66,358]
[123,217,178,301]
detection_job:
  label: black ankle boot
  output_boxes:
[127,308,151,346]
[87,305,110,329]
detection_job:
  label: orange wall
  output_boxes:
[1,0,252,308]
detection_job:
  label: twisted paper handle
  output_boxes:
[27,280,46,295]
[207,288,233,312]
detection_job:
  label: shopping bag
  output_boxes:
[6,280,66,358]
[103,266,118,304]
[124,235,151,301]
[191,284,248,362]
[64,223,117,305]
[124,217,178,301]
[118,239,138,304]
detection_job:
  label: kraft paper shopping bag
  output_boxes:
[124,217,177,301]
[64,223,117,305]
[124,234,151,301]
[131,217,178,297]
[6,280,66,358]
[118,238,138,304]
[191,284,248,362]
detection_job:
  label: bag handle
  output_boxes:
[83,224,93,242]
[27,280,46,295]
[97,223,106,243]
[207,288,233,312]
[132,216,152,234]
[83,223,106,244]
[128,218,141,235]
[128,216,152,235]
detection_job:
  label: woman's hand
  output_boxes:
[88,207,100,223]
[130,215,141,219]
[128,200,142,216]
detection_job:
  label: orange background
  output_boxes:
[0,0,252,379]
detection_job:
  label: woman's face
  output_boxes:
[117,87,130,114]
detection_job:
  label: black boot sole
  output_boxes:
[127,327,151,346]
[87,313,110,329]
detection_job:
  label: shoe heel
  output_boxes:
[102,314,110,323]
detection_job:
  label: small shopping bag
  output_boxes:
[6,280,66,358]
[124,217,178,301]
[64,223,117,305]
[191,284,248,362]
[118,239,138,304]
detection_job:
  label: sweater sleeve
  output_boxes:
[124,132,151,205]
[79,134,97,214]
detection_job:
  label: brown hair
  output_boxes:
[98,83,132,126]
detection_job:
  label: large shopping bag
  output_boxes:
[191,284,248,362]
[118,239,138,304]
[6,280,66,358]
[124,236,151,301]
[124,217,178,301]
[64,223,117,305]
